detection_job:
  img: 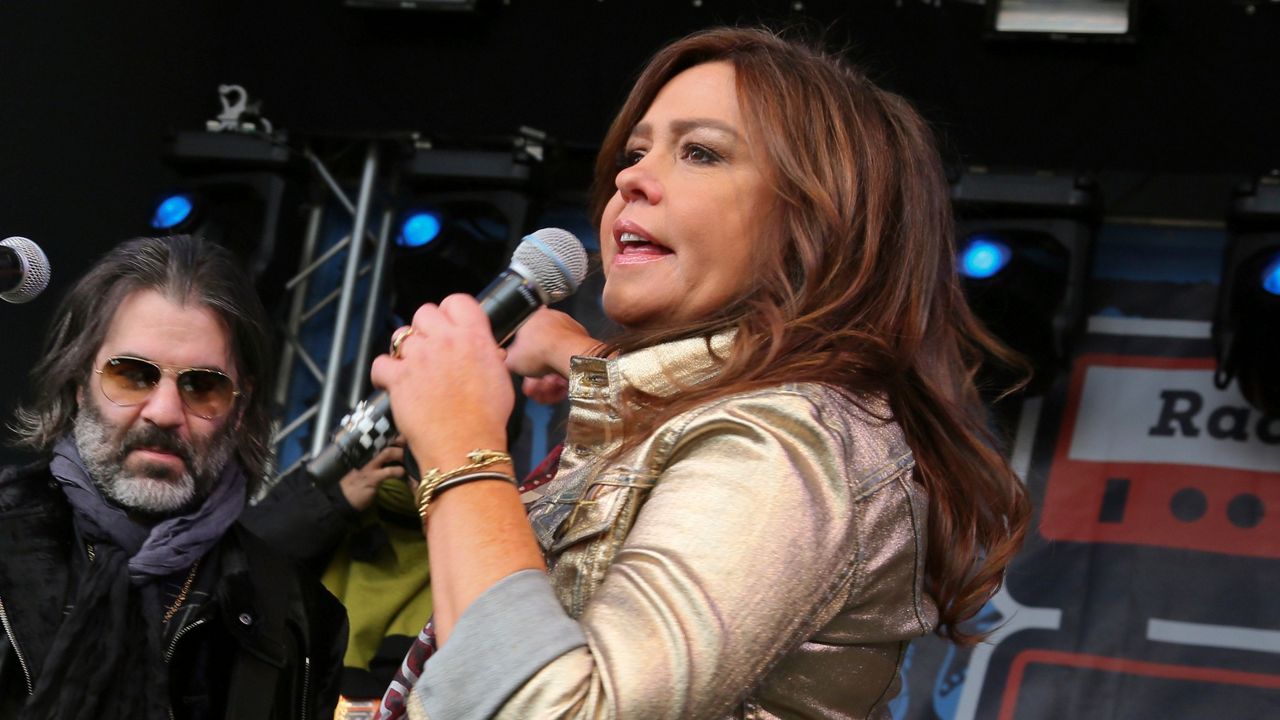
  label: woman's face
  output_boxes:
[599,61,774,330]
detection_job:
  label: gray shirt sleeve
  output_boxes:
[409,568,587,720]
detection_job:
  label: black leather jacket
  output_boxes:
[0,461,347,720]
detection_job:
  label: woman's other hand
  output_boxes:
[506,308,599,381]
[370,294,513,469]
[521,374,570,406]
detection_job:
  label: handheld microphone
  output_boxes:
[306,227,589,484]
[1,237,51,304]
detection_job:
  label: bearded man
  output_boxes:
[0,235,345,719]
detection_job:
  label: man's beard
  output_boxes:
[72,401,238,516]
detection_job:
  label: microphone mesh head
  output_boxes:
[1,236,51,304]
[512,228,588,303]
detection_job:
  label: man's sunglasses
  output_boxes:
[96,355,240,420]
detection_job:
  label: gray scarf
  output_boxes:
[49,435,247,583]
[21,438,248,720]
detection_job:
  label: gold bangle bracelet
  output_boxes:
[414,449,513,520]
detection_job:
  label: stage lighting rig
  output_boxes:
[952,169,1100,394]
[397,211,443,248]
[1213,175,1280,414]
[150,193,197,231]
[152,85,298,300]
[986,0,1139,42]
[386,128,549,321]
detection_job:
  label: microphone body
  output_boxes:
[481,266,553,345]
[306,228,588,485]
[1,237,51,304]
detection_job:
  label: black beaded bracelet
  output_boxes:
[432,470,517,497]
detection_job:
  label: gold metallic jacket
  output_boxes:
[491,334,935,718]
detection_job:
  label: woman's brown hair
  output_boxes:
[589,27,1031,645]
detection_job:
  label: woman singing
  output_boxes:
[371,26,1030,720]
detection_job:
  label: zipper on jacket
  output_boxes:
[300,656,311,720]
[164,617,209,720]
[0,595,34,695]
[164,617,208,662]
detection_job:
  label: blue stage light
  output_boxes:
[1262,252,1280,296]
[151,194,195,230]
[399,212,442,248]
[959,236,1013,279]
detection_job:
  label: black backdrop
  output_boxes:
[2,0,1279,463]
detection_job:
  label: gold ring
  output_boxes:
[390,327,415,359]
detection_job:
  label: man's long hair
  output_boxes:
[10,235,274,492]
[589,27,1031,645]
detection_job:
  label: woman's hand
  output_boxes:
[372,298,546,647]
[338,443,405,512]
[370,294,513,470]
[521,374,570,406]
[505,308,599,405]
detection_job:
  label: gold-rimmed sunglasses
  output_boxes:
[95,355,240,420]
